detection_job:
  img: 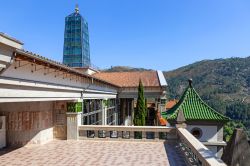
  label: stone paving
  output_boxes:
[0,140,186,166]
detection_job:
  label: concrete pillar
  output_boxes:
[102,100,107,125]
[113,98,118,125]
[122,99,125,125]
[102,100,105,125]
[142,131,146,140]
[105,102,107,125]
[155,132,159,141]
[66,112,81,140]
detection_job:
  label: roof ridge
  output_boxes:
[167,86,190,119]
[98,70,156,74]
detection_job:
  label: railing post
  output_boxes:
[155,132,159,141]
[130,130,134,139]
[66,112,82,140]
[94,130,98,138]
[118,131,123,139]
[142,131,146,140]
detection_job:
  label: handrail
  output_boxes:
[78,125,175,132]
[177,128,226,166]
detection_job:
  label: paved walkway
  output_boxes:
[0,140,186,166]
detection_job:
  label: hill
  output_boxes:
[103,59,250,137]
[103,66,152,72]
[163,57,250,136]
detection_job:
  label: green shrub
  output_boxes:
[67,102,82,112]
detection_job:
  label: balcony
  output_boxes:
[63,112,227,165]
[0,120,226,165]
[76,125,226,166]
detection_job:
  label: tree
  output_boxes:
[224,121,246,142]
[134,79,146,126]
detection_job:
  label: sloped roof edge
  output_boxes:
[166,82,230,122]
[15,49,120,88]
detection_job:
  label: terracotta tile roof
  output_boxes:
[157,111,167,126]
[93,71,160,87]
[166,100,178,109]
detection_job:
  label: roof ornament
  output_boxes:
[188,78,193,87]
[177,109,186,124]
[75,4,79,13]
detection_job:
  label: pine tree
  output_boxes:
[134,79,146,126]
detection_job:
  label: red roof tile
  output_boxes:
[94,71,160,87]
[166,100,178,109]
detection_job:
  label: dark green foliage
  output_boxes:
[164,57,250,137]
[224,121,246,142]
[67,102,82,112]
[103,99,110,107]
[225,101,250,136]
[134,80,146,126]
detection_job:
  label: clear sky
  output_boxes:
[1,1,250,71]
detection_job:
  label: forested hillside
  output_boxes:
[164,57,250,137]
[104,57,250,138]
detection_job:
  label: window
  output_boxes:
[191,127,203,139]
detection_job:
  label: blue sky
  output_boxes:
[1,1,250,71]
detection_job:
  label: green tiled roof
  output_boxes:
[164,81,230,122]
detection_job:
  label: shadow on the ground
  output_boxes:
[0,146,22,156]
[163,141,187,166]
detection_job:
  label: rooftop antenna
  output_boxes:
[75,4,79,13]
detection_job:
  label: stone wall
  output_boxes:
[0,101,53,146]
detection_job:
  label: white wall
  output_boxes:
[187,125,218,142]
[0,101,54,146]
[2,61,116,93]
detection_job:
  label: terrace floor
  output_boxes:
[0,140,186,166]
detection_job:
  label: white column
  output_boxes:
[102,100,107,125]
[66,112,82,140]
[114,99,118,125]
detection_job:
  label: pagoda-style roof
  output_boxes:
[164,79,229,123]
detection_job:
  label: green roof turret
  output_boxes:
[164,80,230,123]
